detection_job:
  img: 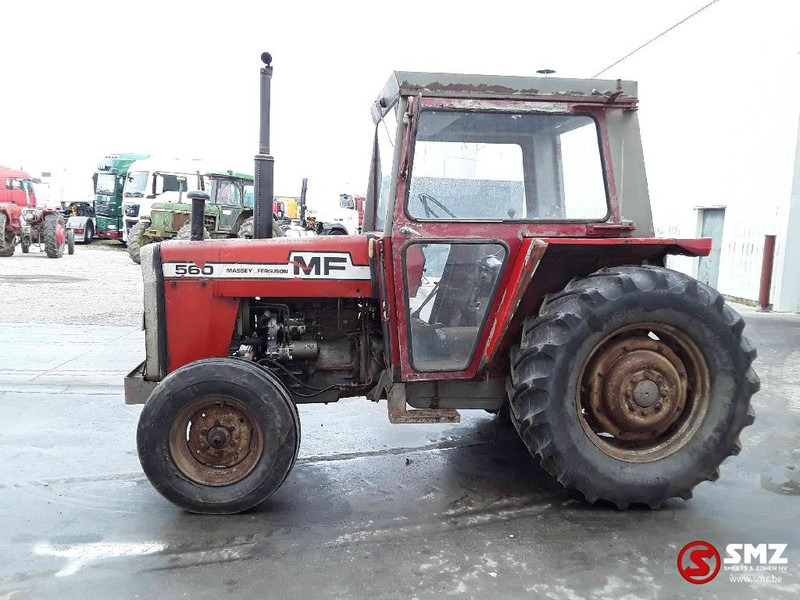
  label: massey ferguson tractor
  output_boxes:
[127,54,759,514]
[0,167,74,258]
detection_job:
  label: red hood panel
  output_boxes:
[158,235,375,298]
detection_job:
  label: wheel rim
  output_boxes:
[169,396,263,486]
[56,223,66,247]
[577,322,710,463]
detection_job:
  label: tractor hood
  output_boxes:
[154,234,376,299]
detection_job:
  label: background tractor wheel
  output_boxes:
[509,266,759,509]
[84,221,94,244]
[0,213,15,257]
[43,213,66,258]
[67,230,75,255]
[127,221,150,265]
[175,223,210,240]
[237,216,283,239]
[137,358,300,514]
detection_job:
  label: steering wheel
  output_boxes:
[418,193,458,219]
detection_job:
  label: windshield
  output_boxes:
[407,110,608,221]
[96,173,118,196]
[208,178,242,205]
[124,171,149,198]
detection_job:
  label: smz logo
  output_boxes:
[678,541,789,584]
[678,541,721,584]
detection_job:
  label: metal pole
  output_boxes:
[757,234,776,311]
[188,191,209,241]
[299,177,308,222]
[254,52,274,239]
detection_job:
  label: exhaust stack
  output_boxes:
[254,52,274,239]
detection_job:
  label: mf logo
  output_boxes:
[288,252,370,280]
[291,254,347,276]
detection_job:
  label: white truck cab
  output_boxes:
[120,158,207,241]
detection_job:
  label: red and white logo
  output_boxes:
[678,540,721,584]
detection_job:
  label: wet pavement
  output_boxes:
[0,306,799,599]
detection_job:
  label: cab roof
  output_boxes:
[372,71,637,122]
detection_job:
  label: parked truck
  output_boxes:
[127,54,758,515]
[93,153,150,241]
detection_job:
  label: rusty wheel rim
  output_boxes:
[169,396,263,486]
[577,323,710,463]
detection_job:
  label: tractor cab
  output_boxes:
[364,72,655,381]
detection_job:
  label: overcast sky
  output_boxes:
[0,0,790,206]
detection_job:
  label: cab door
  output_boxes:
[387,99,530,382]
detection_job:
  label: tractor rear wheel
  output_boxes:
[137,358,300,514]
[0,212,15,257]
[127,221,150,265]
[175,223,209,240]
[509,266,759,509]
[237,216,283,239]
[43,213,66,258]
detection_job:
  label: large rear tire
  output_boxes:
[175,223,209,240]
[137,358,300,514]
[43,213,66,258]
[237,216,283,239]
[509,266,759,509]
[0,212,15,257]
[127,221,149,265]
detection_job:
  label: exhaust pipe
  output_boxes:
[188,190,209,241]
[254,52,274,239]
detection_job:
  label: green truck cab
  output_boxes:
[93,153,150,241]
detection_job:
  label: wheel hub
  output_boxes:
[169,397,263,486]
[586,337,686,442]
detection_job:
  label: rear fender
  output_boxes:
[482,237,712,373]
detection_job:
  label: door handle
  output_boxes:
[399,225,422,237]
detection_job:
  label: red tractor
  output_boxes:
[0,167,73,258]
[127,54,758,514]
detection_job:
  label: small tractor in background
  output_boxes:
[127,54,758,515]
[127,171,283,264]
[0,166,73,258]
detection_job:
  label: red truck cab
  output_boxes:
[0,167,38,208]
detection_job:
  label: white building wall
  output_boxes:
[602,1,800,310]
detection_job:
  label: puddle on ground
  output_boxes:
[760,465,800,496]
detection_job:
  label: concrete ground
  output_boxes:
[0,244,799,600]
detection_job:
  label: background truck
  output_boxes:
[0,166,73,257]
[127,54,758,515]
[93,153,150,241]
[306,193,364,235]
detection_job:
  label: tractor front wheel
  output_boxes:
[137,358,300,514]
[43,213,66,258]
[127,221,150,265]
[509,266,759,509]
[237,216,283,239]
[0,213,15,257]
[175,223,209,240]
